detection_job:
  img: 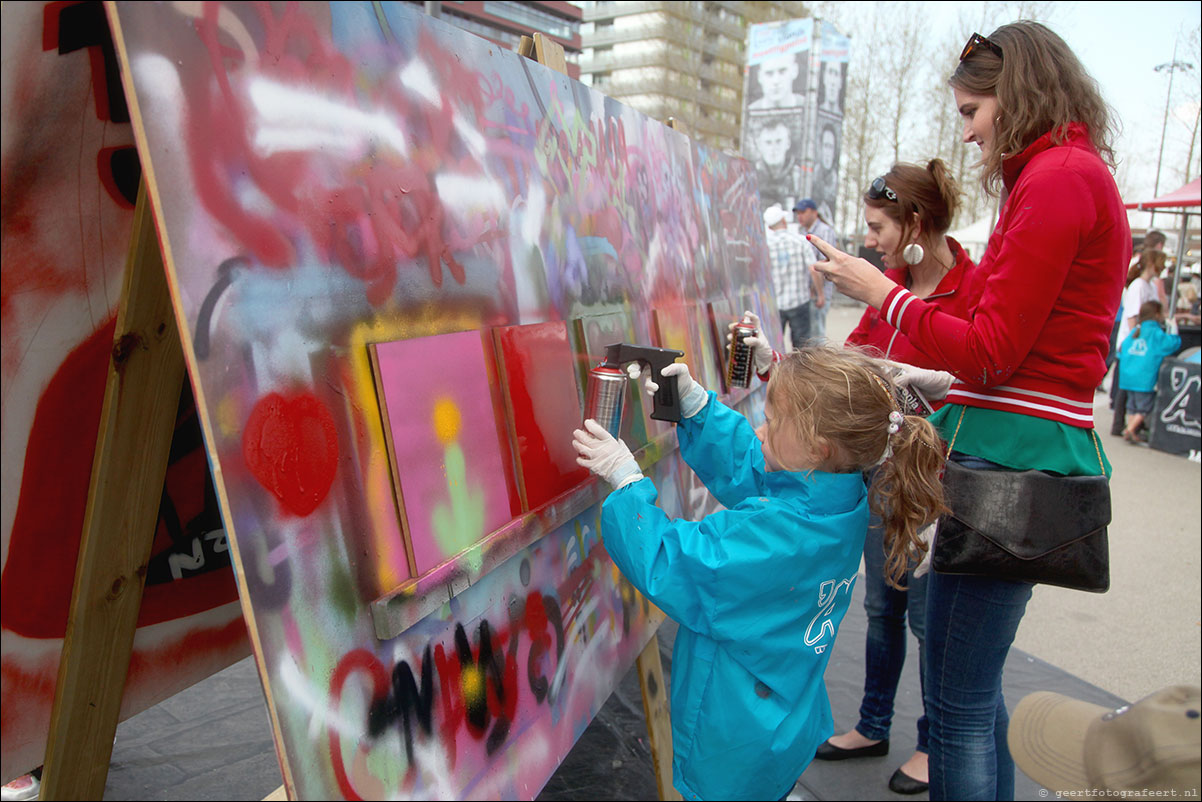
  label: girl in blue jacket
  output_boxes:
[572,347,947,801]
[1118,300,1182,443]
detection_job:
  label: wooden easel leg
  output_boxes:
[39,181,186,800]
[637,633,682,801]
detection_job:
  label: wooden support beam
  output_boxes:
[532,32,568,76]
[636,628,682,801]
[39,182,186,800]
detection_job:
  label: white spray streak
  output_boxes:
[398,59,441,106]
[277,657,365,740]
[248,78,408,158]
[434,173,506,213]
[452,112,488,160]
[549,595,607,700]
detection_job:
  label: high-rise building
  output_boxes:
[415,2,584,78]
[577,1,808,152]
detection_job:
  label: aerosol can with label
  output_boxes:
[582,343,685,437]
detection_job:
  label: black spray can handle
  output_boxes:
[602,343,685,423]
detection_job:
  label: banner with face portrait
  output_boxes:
[742,18,848,223]
[742,19,812,213]
[808,21,850,225]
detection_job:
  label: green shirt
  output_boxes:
[929,403,1112,478]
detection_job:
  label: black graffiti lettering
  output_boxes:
[367,645,434,763]
[55,0,129,123]
[526,594,565,704]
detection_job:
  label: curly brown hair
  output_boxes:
[950,21,1117,195]
[765,348,948,587]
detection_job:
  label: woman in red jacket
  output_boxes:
[808,22,1128,801]
[812,160,974,796]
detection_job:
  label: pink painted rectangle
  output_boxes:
[373,331,516,576]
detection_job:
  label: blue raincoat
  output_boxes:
[601,393,868,800]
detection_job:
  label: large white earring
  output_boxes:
[902,243,924,265]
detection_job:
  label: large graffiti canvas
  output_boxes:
[106,1,775,798]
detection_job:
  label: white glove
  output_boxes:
[643,361,708,418]
[573,419,644,489]
[892,363,956,401]
[1165,317,1179,335]
[727,311,778,376]
[912,522,937,578]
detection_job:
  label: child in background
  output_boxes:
[1118,300,1181,444]
[571,347,947,801]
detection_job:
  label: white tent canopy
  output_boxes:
[948,215,994,261]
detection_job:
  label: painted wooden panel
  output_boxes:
[0,3,248,782]
[106,1,775,797]
[572,312,652,448]
[373,332,516,576]
[707,298,737,394]
[494,322,590,511]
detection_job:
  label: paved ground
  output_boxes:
[90,300,1199,800]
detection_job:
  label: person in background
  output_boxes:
[1175,282,1200,325]
[1117,300,1181,444]
[812,160,975,796]
[1105,231,1164,384]
[572,347,947,801]
[807,21,1129,800]
[1007,685,1200,797]
[794,198,837,343]
[1112,249,1168,437]
[765,205,822,350]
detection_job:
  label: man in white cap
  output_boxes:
[793,198,836,343]
[1008,685,1200,798]
[764,204,820,350]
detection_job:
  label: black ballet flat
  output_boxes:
[813,738,889,760]
[888,766,930,795]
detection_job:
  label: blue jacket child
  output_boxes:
[1118,319,1182,393]
[573,347,948,801]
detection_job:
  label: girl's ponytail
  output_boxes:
[869,415,949,589]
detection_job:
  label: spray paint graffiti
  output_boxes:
[106,1,776,797]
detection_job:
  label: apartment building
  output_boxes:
[578,1,808,151]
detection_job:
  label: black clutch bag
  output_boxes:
[933,460,1111,593]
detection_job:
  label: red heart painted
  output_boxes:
[243,392,339,517]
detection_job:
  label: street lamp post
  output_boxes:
[1150,44,1195,231]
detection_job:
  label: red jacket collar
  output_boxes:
[1002,122,1093,190]
[882,236,973,298]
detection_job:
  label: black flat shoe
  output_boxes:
[813,738,889,760]
[888,766,930,795]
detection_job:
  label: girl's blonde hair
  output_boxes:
[765,348,948,587]
[950,20,1117,196]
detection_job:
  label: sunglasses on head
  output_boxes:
[867,176,897,203]
[960,32,1003,62]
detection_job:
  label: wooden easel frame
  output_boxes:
[39,180,187,800]
[36,28,679,802]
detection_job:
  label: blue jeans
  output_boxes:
[779,303,812,350]
[812,299,830,343]
[857,508,929,751]
[924,453,1033,801]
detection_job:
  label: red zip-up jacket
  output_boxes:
[845,237,975,378]
[878,124,1130,427]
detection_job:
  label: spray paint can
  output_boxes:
[727,316,757,389]
[583,365,627,437]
